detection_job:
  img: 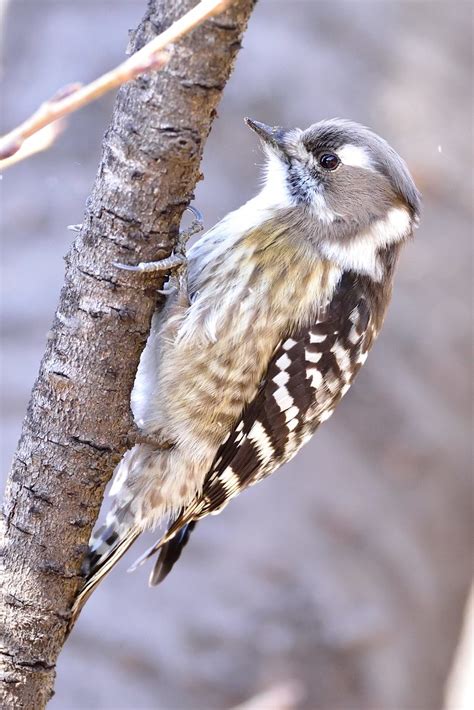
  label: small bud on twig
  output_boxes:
[0,0,234,168]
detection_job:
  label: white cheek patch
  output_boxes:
[377,205,412,241]
[319,206,411,280]
[336,144,373,170]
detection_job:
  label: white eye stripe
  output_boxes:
[336,144,374,170]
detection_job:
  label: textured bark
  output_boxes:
[0,1,256,707]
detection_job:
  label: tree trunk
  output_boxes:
[0,1,256,707]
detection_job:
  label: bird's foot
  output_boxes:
[176,205,204,254]
[113,206,203,275]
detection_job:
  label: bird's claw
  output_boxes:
[113,205,203,274]
[176,205,204,252]
[113,253,185,274]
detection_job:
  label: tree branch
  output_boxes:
[0,0,233,163]
[0,0,256,707]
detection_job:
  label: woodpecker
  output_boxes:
[72,117,420,620]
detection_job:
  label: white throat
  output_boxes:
[260,152,336,224]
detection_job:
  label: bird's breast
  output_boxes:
[183,219,343,345]
[155,218,343,453]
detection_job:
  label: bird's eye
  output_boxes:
[318,153,340,171]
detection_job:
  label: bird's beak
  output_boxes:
[245,118,289,156]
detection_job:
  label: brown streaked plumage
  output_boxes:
[70,117,420,628]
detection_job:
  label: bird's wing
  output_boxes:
[148,272,378,583]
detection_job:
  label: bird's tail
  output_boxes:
[127,520,197,586]
[150,521,197,585]
[69,444,199,632]
[69,524,141,631]
[68,445,151,631]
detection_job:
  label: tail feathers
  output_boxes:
[82,524,141,596]
[69,524,141,633]
[70,472,141,629]
[126,518,186,574]
[150,521,197,586]
[69,444,164,632]
[69,519,197,633]
[83,444,146,576]
[69,438,200,631]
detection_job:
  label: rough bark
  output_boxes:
[0,1,256,707]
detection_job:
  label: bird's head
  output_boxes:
[245,117,421,278]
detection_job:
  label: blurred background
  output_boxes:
[1,1,472,709]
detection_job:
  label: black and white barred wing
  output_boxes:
[199,292,373,516]
[152,283,376,582]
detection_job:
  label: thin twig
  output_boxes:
[0,119,66,170]
[0,0,233,164]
